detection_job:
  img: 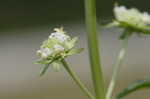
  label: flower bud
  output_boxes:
[35,27,83,75]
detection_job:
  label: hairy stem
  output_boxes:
[61,59,95,99]
[84,0,106,99]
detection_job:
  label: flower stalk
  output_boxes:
[84,0,106,99]
[61,59,95,99]
[106,30,130,99]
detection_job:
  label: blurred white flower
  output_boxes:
[114,5,150,26]
[106,5,150,37]
[142,12,150,24]
[114,6,143,25]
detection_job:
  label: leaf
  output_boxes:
[65,37,78,49]
[67,48,84,56]
[35,59,52,65]
[39,60,54,76]
[71,37,78,44]
[40,64,50,76]
[104,21,119,28]
[116,80,150,99]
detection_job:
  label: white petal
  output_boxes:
[49,32,70,42]
[43,48,52,55]
[37,48,52,59]
[54,44,64,51]
[41,53,48,59]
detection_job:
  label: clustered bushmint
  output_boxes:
[36,27,83,74]
[108,5,150,37]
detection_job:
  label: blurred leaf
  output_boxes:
[40,60,55,76]
[67,48,84,56]
[116,80,150,99]
[71,37,78,44]
[104,20,119,28]
[65,37,78,49]
[35,59,52,65]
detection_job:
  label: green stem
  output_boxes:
[106,31,130,99]
[84,0,105,99]
[61,59,95,99]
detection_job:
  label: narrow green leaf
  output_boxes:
[40,64,50,76]
[35,59,52,65]
[67,48,84,56]
[104,21,119,28]
[40,60,54,76]
[116,80,150,99]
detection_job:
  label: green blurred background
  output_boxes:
[0,0,150,99]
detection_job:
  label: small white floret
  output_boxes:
[37,48,52,59]
[43,48,52,55]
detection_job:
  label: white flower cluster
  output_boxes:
[37,28,74,59]
[114,6,150,25]
[36,27,83,75]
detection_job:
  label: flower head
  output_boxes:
[36,27,83,75]
[107,5,150,39]
[114,6,143,25]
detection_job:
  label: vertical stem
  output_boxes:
[106,32,130,99]
[84,0,105,99]
[61,59,95,99]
